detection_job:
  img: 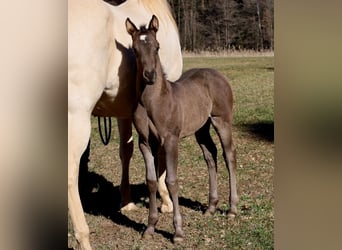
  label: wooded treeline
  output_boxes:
[104,0,274,51]
[167,0,274,51]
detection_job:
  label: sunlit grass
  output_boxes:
[68,56,274,249]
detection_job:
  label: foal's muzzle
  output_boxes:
[143,69,156,84]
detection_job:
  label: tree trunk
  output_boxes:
[256,0,264,50]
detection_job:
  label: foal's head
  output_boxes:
[126,15,160,84]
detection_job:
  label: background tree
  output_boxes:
[167,0,274,51]
[104,0,274,51]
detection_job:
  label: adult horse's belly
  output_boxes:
[92,80,136,119]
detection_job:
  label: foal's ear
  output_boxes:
[125,18,138,36]
[148,15,159,33]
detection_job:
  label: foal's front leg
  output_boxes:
[134,105,159,238]
[139,137,159,238]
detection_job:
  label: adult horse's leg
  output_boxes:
[68,112,92,250]
[211,117,239,217]
[117,118,137,211]
[79,140,93,199]
[195,120,219,215]
[148,134,173,213]
[159,171,173,213]
[164,135,184,243]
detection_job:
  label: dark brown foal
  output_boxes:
[126,15,238,243]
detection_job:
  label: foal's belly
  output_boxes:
[179,103,212,137]
[180,114,210,137]
[175,86,212,137]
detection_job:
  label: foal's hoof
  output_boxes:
[227,211,237,219]
[173,230,185,244]
[142,232,153,240]
[204,207,216,217]
[227,207,237,218]
[173,235,184,244]
[120,202,138,212]
[142,228,154,240]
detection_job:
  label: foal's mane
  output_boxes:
[139,25,148,32]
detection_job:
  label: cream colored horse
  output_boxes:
[68,0,182,249]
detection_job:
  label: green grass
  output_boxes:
[68,55,274,249]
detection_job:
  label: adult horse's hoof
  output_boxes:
[79,238,92,250]
[120,202,138,212]
[160,203,173,213]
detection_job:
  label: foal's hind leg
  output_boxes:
[117,118,137,211]
[211,117,239,217]
[195,120,219,215]
[164,135,184,243]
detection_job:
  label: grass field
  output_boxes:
[68,55,274,249]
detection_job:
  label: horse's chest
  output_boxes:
[147,104,181,137]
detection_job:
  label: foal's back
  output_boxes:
[172,68,233,137]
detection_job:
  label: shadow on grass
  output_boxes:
[77,141,224,242]
[78,168,238,241]
[77,142,146,234]
[179,197,207,213]
[239,121,274,142]
[78,169,174,241]
[79,170,147,231]
[78,144,174,240]
[179,197,236,215]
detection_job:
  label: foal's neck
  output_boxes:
[155,56,171,95]
[139,55,172,98]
